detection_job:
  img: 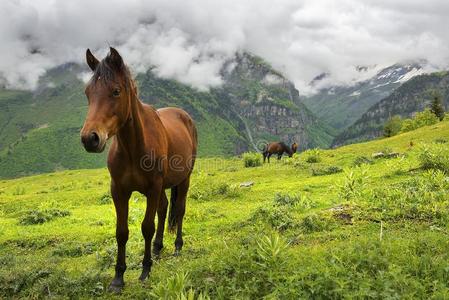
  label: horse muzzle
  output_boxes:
[81,131,106,153]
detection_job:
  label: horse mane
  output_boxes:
[91,54,138,97]
[278,142,292,154]
[278,142,288,149]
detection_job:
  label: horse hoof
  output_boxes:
[139,268,151,282]
[153,245,163,259]
[108,279,124,294]
[173,249,181,257]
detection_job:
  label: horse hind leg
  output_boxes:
[153,190,168,258]
[168,178,189,256]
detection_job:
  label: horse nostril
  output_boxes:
[90,132,100,148]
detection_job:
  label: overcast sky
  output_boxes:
[1,0,448,93]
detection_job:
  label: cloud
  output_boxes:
[0,0,448,93]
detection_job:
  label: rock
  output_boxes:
[239,181,254,188]
[372,152,400,159]
[385,152,400,158]
[372,152,385,159]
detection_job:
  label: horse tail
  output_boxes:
[168,186,178,233]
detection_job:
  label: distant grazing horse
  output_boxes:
[263,142,297,163]
[80,48,197,292]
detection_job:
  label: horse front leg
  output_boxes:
[109,182,131,293]
[139,180,162,281]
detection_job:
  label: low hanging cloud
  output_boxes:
[1,0,448,93]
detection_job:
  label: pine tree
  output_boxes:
[383,115,402,137]
[430,91,445,121]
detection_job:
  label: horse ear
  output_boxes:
[107,47,124,70]
[86,49,99,71]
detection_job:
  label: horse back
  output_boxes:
[267,142,283,154]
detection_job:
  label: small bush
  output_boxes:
[53,243,96,257]
[303,148,321,163]
[251,205,295,231]
[189,181,241,201]
[336,166,369,201]
[417,143,449,173]
[211,182,241,198]
[401,108,439,133]
[301,213,336,233]
[434,138,447,144]
[256,233,289,268]
[151,272,210,300]
[311,165,343,176]
[12,186,25,195]
[242,152,262,168]
[19,209,71,225]
[273,193,300,207]
[353,156,373,166]
[361,170,449,224]
[98,193,112,205]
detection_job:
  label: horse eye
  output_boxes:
[112,89,121,97]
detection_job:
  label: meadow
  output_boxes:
[1,121,449,299]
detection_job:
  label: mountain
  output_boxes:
[333,71,449,146]
[214,53,333,151]
[0,53,332,178]
[302,63,426,132]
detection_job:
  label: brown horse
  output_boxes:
[262,142,297,163]
[80,48,197,292]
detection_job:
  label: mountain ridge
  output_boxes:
[0,52,332,178]
[333,70,449,146]
[302,62,429,132]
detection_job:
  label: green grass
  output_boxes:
[1,122,449,298]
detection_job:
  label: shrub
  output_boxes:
[189,181,241,201]
[434,138,447,144]
[256,233,289,268]
[353,156,373,166]
[303,148,321,163]
[301,213,336,233]
[98,193,112,205]
[401,108,439,133]
[274,192,317,211]
[273,193,300,207]
[251,206,295,231]
[242,152,262,167]
[385,156,409,176]
[211,182,241,198]
[19,209,71,225]
[311,165,343,176]
[417,143,449,173]
[12,186,25,195]
[336,166,369,201]
[362,170,449,224]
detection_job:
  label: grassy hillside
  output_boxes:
[1,121,449,298]
[334,71,449,146]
